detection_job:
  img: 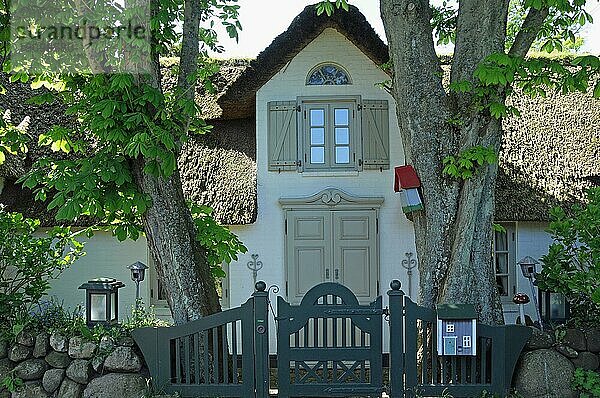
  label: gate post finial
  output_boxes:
[390,279,402,291]
[255,281,267,292]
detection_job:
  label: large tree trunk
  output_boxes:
[380,0,510,324]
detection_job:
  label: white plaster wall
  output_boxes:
[44,231,151,322]
[227,28,417,350]
[502,221,553,323]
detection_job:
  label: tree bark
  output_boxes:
[380,0,512,324]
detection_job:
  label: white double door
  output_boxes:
[285,209,379,305]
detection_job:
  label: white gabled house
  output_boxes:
[1,5,598,333]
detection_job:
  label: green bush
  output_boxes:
[0,208,85,337]
[572,368,600,398]
[536,188,600,325]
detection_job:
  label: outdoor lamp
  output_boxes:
[538,288,570,325]
[517,256,543,327]
[127,261,149,307]
[78,278,124,328]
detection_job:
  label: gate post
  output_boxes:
[388,280,405,398]
[253,281,270,398]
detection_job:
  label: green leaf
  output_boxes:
[593,82,600,99]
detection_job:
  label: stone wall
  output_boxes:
[0,331,148,398]
[513,326,600,398]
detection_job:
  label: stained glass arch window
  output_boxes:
[306,63,351,85]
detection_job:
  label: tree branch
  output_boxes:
[177,0,202,102]
[508,7,550,57]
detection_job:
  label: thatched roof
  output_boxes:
[1,4,598,226]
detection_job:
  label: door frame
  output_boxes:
[279,187,384,303]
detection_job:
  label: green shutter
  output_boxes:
[361,100,390,170]
[268,101,298,171]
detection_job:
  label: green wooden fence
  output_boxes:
[133,280,531,397]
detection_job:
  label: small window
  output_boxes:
[307,63,351,85]
[463,336,472,348]
[493,223,516,303]
[446,323,455,333]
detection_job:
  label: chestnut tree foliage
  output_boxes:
[0,0,245,324]
[319,0,599,323]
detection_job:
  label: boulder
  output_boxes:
[585,329,600,353]
[8,345,31,362]
[103,347,142,373]
[13,359,48,381]
[65,360,92,384]
[0,359,14,396]
[116,337,135,347]
[525,328,554,350]
[49,334,68,353]
[90,357,103,373]
[571,351,600,371]
[513,349,577,398]
[0,341,7,359]
[56,378,83,398]
[45,352,71,369]
[98,337,114,353]
[15,332,34,348]
[68,338,96,360]
[42,369,64,394]
[83,373,146,398]
[11,382,49,398]
[562,328,587,351]
[33,334,49,359]
[555,345,579,358]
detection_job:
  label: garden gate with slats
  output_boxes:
[132,281,531,398]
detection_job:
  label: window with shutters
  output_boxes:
[493,222,516,304]
[267,97,390,173]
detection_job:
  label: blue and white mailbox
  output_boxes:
[436,304,477,356]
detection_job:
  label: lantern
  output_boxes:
[394,165,423,214]
[78,278,124,328]
[517,256,543,327]
[127,261,148,303]
[538,288,570,326]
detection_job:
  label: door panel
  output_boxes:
[333,211,377,303]
[287,209,378,304]
[287,211,331,304]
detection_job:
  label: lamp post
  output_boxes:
[518,256,543,328]
[127,261,148,307]
[78,278,124,328]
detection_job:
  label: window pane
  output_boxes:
[495,231,508,250]
[496,276,509,296]
[335,128,349,145]
[90,294,107,321]
[310,109,325,126]
[335,108,349,125]
[311,147,325,164]
[311,128,325,145]
[335,147,350,164]
[495,253,508,274]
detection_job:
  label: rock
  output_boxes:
[68,338,96,360]
[0,359,14,394]
[513,349,577,398]
[83,373,146,398]
[33,334,49,359]
[45,352,71,369]
[98,337,114,353]
[116,337,135,347]
[571,351,600,370]
[65,360,92,384]
[103,347,142,373]
[555,345,579,358]
[585,329,600,353]
[56,378,83,398]
[90,357,103,373]
[13,359,48,381]
[11,382,49,398]
[15,332,35,348]
[526,328,554,350]
[49,334,68,353]
[0,341,7,359]
[42,369,64,394]
[562,328,587,351]
[8,345,31,362]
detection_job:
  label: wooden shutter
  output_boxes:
[361,100,390,170]
[268,101,298,171]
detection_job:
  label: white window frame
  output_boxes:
[298,96,361,172]
[446,323,455,333]
[493,222,517,304]
[463,335,472,348]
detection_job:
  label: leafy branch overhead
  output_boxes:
[442,146,498,180]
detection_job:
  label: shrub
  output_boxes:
[0,208,85,337]
[536,188,600,325]
[572,368,600,398]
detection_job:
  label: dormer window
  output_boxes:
[307,63,351,85]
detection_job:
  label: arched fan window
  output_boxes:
[306,63,351,85]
